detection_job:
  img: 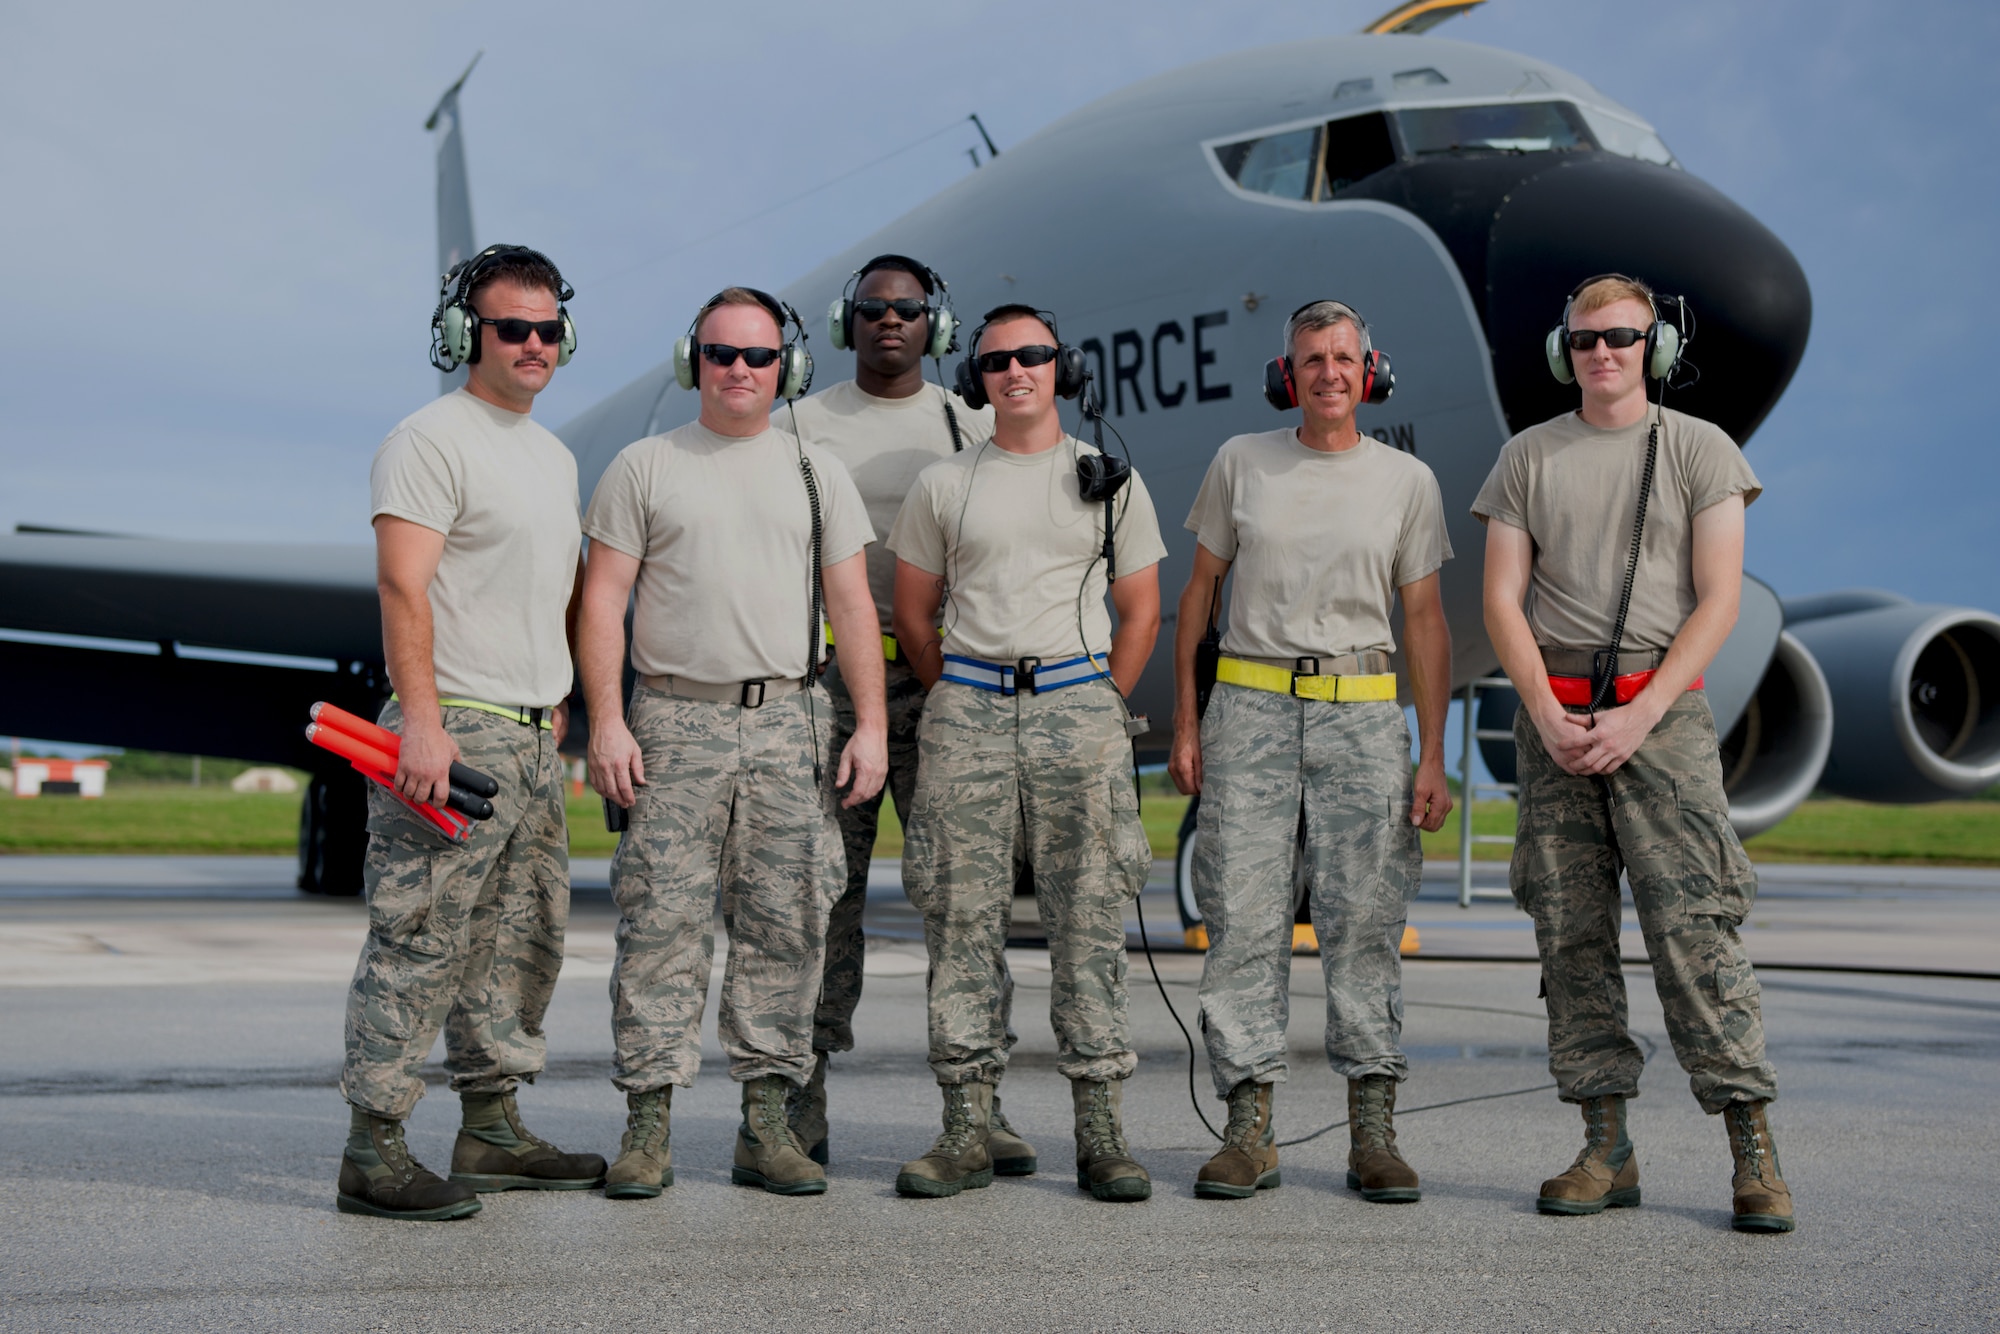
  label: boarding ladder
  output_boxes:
[1457,677,1518,909]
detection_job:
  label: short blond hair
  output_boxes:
[1571,275,1656,319]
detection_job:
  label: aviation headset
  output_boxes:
[952,305,1089,410]
[827,254,959,359]
[673,288,815,401]
[430,244,577,373]
[1262,300,1394,411]
[1544,273,1682,384]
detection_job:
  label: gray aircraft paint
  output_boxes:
[556,35,1669,736]
[425,53,481,397]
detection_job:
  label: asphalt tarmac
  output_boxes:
[2,855,1996,1331]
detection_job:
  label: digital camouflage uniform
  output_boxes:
[819,658,1017,1055]
[1511,690,1778,1112]
[609,684,844,1091]
[342,699,570,1119]
[1193,686,1421,1096]
[902,678,1152,1085]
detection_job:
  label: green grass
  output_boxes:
[0,787,302,854]
[10,784,2000,868]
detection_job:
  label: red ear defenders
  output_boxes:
[1262,347,1393,410]
[1262,299,1393,411]
[953,305,1088,410]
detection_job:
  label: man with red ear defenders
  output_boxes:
[781,256,1034,1175]
[1475,274,1789,1233]
[1170,298,1454,1204]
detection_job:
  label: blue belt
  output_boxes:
[941,653,1109,696]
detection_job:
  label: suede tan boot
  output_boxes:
[732,1075,827,1195]
[450,1092,607,1192]
[986,1089,1038,1176]
[1537,1095,1640,1215]
[895,1083,994,1198]
[1196,1080,1280,1199]
[1347,1074,1420,1203]
[1072,1079,1151,1202]
[604,1087,673,1200]
[788,1053,831,1166]
[1724,1100,1796,1233]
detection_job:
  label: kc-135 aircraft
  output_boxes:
[3,2,1997,899]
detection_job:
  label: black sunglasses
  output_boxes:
[854,298,928,323]
[479,316,565,345]
[1565,327,1647,351]
[974,344,1060,374]
[700,343,782,369]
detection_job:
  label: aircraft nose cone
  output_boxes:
[1484,155,1811,443]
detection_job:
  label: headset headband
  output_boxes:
[1281,298,1372,358]
[968,304,1061,358]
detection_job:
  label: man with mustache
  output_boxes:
[340,244,604,1221]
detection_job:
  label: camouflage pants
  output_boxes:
[818,659,1018,1055]
[1193,686,1421,1095]
[342,700,570,1120]
[610,684,843,1092]
[903,679,1152,1085]
[1512,690,1778,1113]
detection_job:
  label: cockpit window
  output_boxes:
[1395,101,1592,156]
[1577,107,1678,167]
[1215,125,1322,201]
[1210,99,1677,204]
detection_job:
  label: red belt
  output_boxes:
[1546,668,1701,707]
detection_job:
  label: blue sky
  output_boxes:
[3,0,1996,609]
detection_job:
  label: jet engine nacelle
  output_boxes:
[1785,592,2000,802]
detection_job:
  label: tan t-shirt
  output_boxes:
[888,438,1168,664]
[1471,406,1761,653]
[369,388,581,707]
[1186,431,1452,659]
[785,379,994,630]
[583,421,873,684]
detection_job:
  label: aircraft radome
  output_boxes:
[2,5,1995,899]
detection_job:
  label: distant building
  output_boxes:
[231,767,301,794]
[13,759,110,797]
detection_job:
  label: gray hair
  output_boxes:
[1284,300,1371,359]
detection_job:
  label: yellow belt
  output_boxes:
[392,694,556,730]
[1215,657,1397,702]
[823,625,912,662]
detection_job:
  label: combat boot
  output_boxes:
[1537,1095,1640,1215]
[450,1091,607,1192]
[1724,1100,1796,1233]
[788,1052,831,1166]
[336,1107,481,1221]
[1071,1079,1151,1202]
[987,1088,1038,1176]
[1347,1074,1420,1203]
[1195,1080,1280,1199]
[732,1074,828,1195]
[895,1082,995,1198]
[604,1087,673,1200]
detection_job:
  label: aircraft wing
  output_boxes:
[0,532,379,662]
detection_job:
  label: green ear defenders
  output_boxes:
[952,305,1088,410]
[826,254,958,359]
[672,287,814,401]
[1544,273,1681,384]
[430,244,577,373]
